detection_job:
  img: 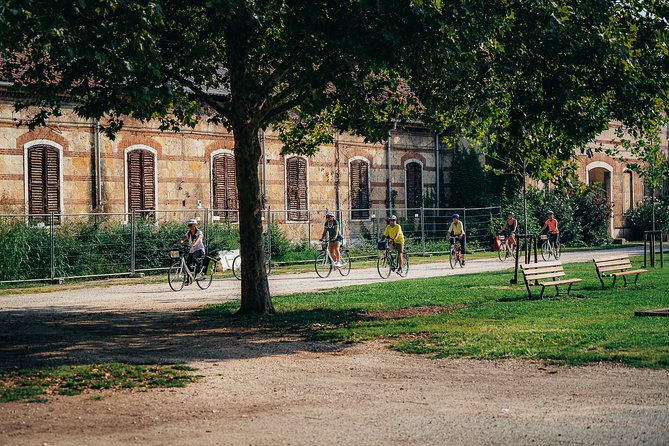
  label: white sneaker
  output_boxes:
[334,262,341,268]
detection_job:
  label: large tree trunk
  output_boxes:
[233,123,275,315]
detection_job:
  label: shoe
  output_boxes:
[461,260,466,266]
[334,262,341,268]
[396,267,403,275]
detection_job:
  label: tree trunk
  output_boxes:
[233,123,275,315]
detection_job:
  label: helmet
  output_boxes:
[547,210,554,215]
[388,215,397,221]
[452,213,460,219]
[186,219,197,226]
[507,211,515,216]
[325,211,334,217]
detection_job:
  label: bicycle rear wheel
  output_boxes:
[498,244,507,261]
[314,252,332,278]
[449,248,456,269]
[338,251,351,276]
[232,255,242,280]
[168,262,185,291]
[377,253,392,279]
[397,252,409,277]
[264,251,272,275]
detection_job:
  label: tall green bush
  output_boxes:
[627,199,669,238]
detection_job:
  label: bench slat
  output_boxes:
[538,278,582,286]
[595,258,632,268]
[523,266,565,275]
[611,269,648,277]
[593,254,630,263]
[525,272,566,281]
[598,263,632,273]
[521,261,563,270]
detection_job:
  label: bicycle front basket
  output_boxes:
[498,235,506,241]
[377,240,388,250]
[169,250,180,258]
[540,234,548,240]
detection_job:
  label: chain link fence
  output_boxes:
[0,206,500,284]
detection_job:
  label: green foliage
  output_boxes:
[0,363,197,403]
[628,199,669,238]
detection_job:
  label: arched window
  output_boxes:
[350,158,370,220]
[286,156,308,221]
[26,143,61,222]
[126,148,156,216]
[405,161,423,210]
[212,152,238,221]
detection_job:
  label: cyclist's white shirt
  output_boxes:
[185,230,205,254]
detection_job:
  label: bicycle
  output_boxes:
[449,236,465,268]
[496,232,517,262]
[376,240,409,279]
[232,248,271,280]
[314,240,351,278]
[540,232,561,261]
[168,246,215,291]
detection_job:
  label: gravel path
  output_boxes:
[2,245,667,446]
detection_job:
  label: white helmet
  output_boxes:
[186,219,198,225]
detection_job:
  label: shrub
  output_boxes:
[627,199,669,238]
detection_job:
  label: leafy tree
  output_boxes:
[1,0,668,315]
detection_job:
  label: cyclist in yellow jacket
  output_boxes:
[447,213,466,265]
[382,215,405,272]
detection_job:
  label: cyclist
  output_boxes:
[178,219,205,281]
[381,215,405,272]
[447,213,466,265]
[540,210,560,256]
[319,211,343,267]
[500,211,519,253]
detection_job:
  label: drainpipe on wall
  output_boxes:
[387,122,397,214]
[94,119,103,211]
[435,131,441,208]
[334,135,340,214]
[261,130,267,208]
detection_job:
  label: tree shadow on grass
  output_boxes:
[0,306,374,371]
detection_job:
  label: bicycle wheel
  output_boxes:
[397,252,409,277]
[314,252,332,278]
[168,262,185,291]
[498,243,507,261]
[196,270,214,289]
[264,251,272,275]
[377,253,392,279]
[232,255,242,280]
[338,251,351,276]
[449,248,456,269]
[541,241,551,261]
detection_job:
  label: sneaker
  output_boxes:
[334,262,341,268]
[461,259,466,266]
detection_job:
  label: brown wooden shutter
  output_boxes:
[127,149,155,217]
[406,162,423,210]
[213,153,238,221]
[350,159,370,219]
[28,145,60,223]
[287,156,308,221]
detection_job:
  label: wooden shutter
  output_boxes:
[127,149,155,217]
[28,145,60,223]
[287,156,308,221]
[406,162,423,210]
[350,159,370,219]
[213,153,238,221]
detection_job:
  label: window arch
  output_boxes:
[125,146,157,216]
[349,158,370,220]
[285,156,308,221]
[405,160,423,210]
[24,141,62,222]
[212,150,238,221]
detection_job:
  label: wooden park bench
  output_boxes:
[593,254,648,289]
[520,261,582,299]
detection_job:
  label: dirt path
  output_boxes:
[2,245,667,445]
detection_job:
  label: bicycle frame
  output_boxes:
[320,241,340,268]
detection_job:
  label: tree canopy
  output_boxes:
[1,0,668,314]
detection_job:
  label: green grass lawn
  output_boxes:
[202,258,669,368]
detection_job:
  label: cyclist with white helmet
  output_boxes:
[382,215,405,272]
[500,211,519,252]
[320,211,343,267]
[178,219,206,279]
[448,213,466,265]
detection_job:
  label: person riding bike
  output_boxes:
[500,211,519,252]
[178,219,205,281]
[540,210,560,256]
[319,210,343,267]
[381,215,405,272]
[448,213,466,265]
